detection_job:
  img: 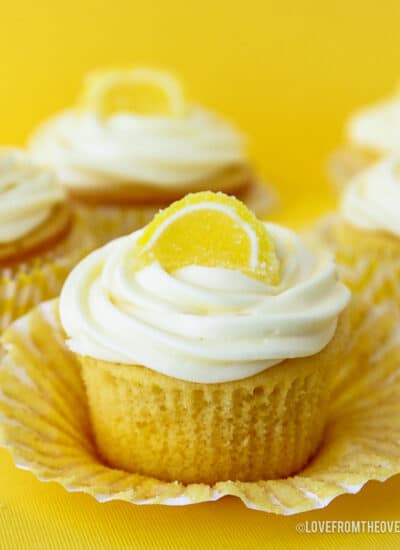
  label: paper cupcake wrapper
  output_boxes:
[1,298,400,514]
[0,210,98,332]
[75,181,277,247]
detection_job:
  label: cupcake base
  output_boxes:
[0,209,97,331]
[74,203,158,248]
[79,313,348,485]
[1,299,400,513]
[318,217,400,305]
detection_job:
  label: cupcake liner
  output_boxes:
[1,297,400,514]
[312,215,400,306]
[75,181,277,247]
[0,210,97,332]
[74,203,158,247]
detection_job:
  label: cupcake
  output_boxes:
[29,67,272,243]
[320,156,400,304]
[0,148,95,330]
[59,191,349,484]
[328,84,400,189]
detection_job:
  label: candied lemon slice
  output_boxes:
[80,67,186,118]
[136,191,280,283]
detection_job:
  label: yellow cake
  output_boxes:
[328,84,400,189]
[59,191,350,484]
[80,320,348,484]
[0,148,96,330]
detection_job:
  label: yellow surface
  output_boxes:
[1,1,400,548]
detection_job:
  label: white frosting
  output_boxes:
[29,107,247,189]
[59,223,349,383]
[341,157,400,237]
[0,148,65,243]
[347,94,400,154]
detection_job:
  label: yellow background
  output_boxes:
[1,1,400,548]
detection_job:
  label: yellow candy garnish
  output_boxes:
[136,191,280,284]
[79,67,186,118]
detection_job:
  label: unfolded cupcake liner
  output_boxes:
[0,210,98,332]
[1,297,400,514]
[74,181,277,247]
[312,215,400,306]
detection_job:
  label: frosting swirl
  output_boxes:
[29,107,247,189]
[341,157,400,237]
[347,93,400,154]
[0,148,65,243]
[60,224,349,383]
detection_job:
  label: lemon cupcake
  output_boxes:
[59,191,349,484]
[320,156,400,304]
[328,84,400,189]
[0,148,95,330]
[29,68,271,243]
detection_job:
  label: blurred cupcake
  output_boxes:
[328,84,400,189]
[29,67,272,243]
[59,191,349,484]
[321,156,400,303]
[0,148,95,330]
